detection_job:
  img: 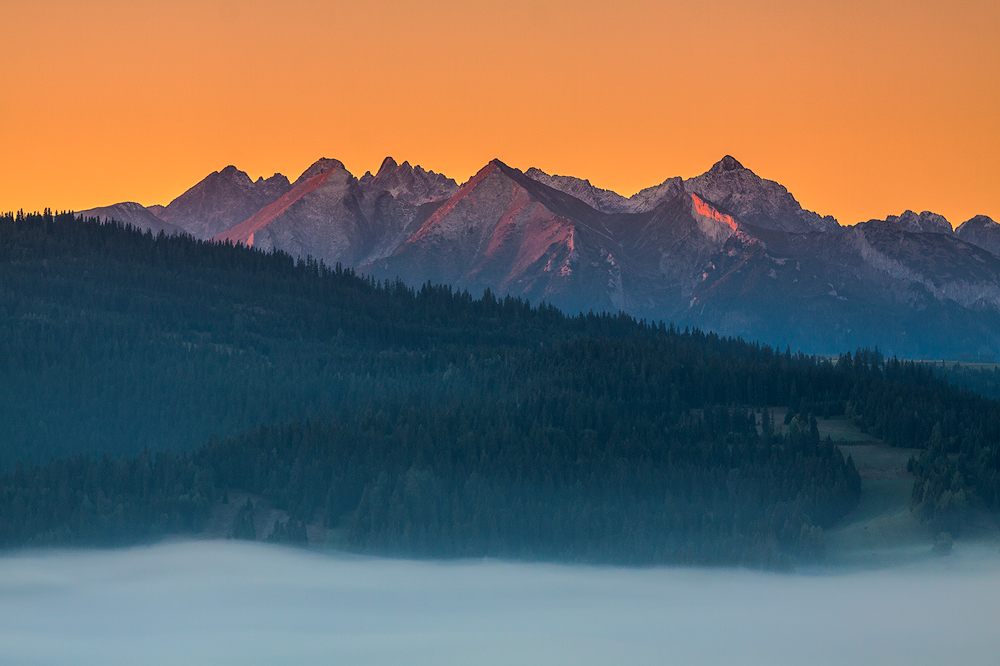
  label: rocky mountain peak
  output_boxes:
[524,167,553,180]
[711,155,745,173]
[294,158,347,185]
[525,167,630,213]
[627,177,686,213]
[218,165,250,181]
[255,173,289,185]
[960,214,998,229]
[155,164,294,239]
[359,157,459,205]
[524,168,684,214]
[684,157,839,233]
[375,156,399,178]
[885,210,953,235]
[526,156,834,232]
[955,214,1000,256]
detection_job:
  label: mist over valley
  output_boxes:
[2,541,999,666]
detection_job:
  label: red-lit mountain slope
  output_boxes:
[365,160,758,316]
[213,157,458,267]
[527,156,839,233]
[157,166,291,239]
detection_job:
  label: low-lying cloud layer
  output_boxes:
[1,541,998,665]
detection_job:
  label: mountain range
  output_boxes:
[78,155,1000,359]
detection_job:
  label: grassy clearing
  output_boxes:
[816,417,881,443]
[824,448,928,568]
[795,414,933,566]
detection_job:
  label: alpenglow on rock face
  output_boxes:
[369,159,623,313]
[156,166,292,239]
[80,155,1000,358]
[213,157,459,268]
[527,156,840,233]
[682,156,840,233]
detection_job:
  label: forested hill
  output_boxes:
[0,210,996,566]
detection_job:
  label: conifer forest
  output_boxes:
[1,211,997,566]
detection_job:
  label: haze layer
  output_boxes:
[1,542,999,666]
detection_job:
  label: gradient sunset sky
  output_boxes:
[2,0,997,226]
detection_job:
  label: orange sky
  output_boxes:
[2,0,998,226]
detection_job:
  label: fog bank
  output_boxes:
[1,541,999,666]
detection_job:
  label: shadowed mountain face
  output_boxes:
[956,215,1000,256]
[82,156,999,357]
[76,202,184,236]
[685,221,1000,357]
[157,166,292,239]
